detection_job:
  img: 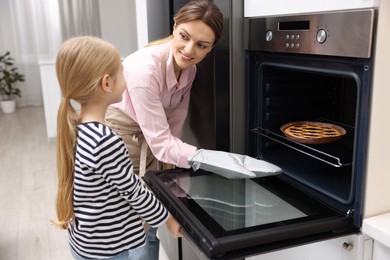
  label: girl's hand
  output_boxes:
[166,215,183,238]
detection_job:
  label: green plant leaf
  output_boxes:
[0,51,25,100]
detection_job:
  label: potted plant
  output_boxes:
[0,51,25,113]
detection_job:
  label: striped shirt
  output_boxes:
[68,122,169,259]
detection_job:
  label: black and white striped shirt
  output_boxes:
[68,122,168,259]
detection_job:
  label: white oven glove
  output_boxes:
[187,149,282,179]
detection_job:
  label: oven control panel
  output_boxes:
[244,9,376,58]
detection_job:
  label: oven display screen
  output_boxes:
[279,20,310,30]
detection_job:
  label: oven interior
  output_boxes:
[247,54,371,221]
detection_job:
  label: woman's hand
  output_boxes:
[166,215,183,238]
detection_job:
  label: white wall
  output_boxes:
[99,0,170,55]
[98,0,138,57]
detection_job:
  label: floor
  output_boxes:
[0,106,170,260]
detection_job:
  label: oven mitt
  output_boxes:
[187,149,282,179]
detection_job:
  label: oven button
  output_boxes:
[286,43,290,48]
[296,43,300,48]
[296,35,300,40]
[266,30,273,42]
[286,35,289,40]
[316,29,327,44]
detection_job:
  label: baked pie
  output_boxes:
[280,121,346,144]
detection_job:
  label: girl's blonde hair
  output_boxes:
[54,36,121,229]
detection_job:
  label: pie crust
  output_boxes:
[280,121,346,144]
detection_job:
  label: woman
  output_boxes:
[54,36,181,260]
[105,0,224,177]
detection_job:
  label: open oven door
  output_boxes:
[144,169,355,259]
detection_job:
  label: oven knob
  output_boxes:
[316,29,327,44]
[266,30,273,42]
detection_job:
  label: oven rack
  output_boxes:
[251,127,354,168]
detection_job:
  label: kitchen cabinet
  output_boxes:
[159,225,179,260]
[363,0,390,218]
[363,213,390,260]
[177,231,374,260]
[244,0,379,17]
[158,225,204,260]
[181,234,209,260]
[372,242,390,260]
[245,234,373,260]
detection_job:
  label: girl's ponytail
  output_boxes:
[54,98,78,229]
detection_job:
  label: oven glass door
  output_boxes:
[144,169,354,259]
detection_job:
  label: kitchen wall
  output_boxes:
[99,0,138,57]
[100,0,171,55]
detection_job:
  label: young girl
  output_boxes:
[54,36,181,259]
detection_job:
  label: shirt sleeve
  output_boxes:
[93,132,169,228]
[130,86,197,168]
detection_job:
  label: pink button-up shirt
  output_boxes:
[113,40,197,168]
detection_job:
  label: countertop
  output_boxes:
[363,212,390,248]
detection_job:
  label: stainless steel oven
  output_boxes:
[244,8,376,228]
[144,8,377,260]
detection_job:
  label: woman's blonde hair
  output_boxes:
[146,0,223,47]
[54,36,121,229]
